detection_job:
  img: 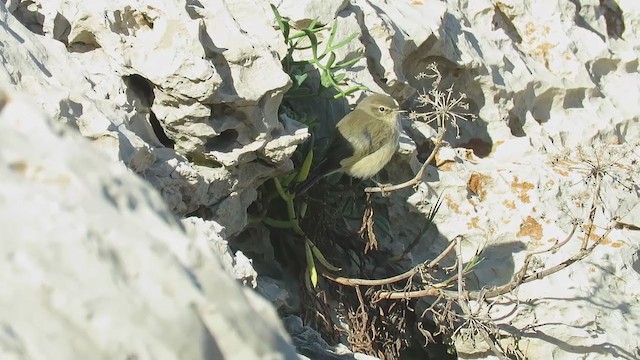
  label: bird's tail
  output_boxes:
[293,170,328,196]
[293,157,342,196]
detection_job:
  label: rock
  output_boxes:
[391,139,640,359]
[273,0,349,28]
[345,0,447,98]
[380,0,640,357]
[4,0,640,358]
[0,90,299,359]
[182,217,258,288]
[256,276,295,312]
[4,0,310,237]
[264,114,311,164]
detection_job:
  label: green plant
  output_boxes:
[271,4,367,99]
[252,142,343,287]
[253,5,378,287]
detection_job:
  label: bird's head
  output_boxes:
[356,94,400,124]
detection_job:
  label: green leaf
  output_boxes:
[334,55,363,69]
[307,18,319,31]
[294,73,309,86]
[262,217,296,229]
[308,238,341,271]
[270,4,290,41]
[463,255,484,273]
[324,52,336,68]
[328,32,359,53]
[333,85,368,99]
[320,70,333,88]
[289,31,308,41]
[302,28,319,62]
[305,241,318,287]
[295,147,314,182]
[273,177,292,202]
[280,172,297,187]
[321,20,339,57]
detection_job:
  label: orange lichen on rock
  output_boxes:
[467,216,480,229]
[445,194,460,214]
[468,172,492,201]
[511,176,534,203]
[437,162,456,171]
[552,168,570,176]
[517,216,543,240]
[503,200,516,209]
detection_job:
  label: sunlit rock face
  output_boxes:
[3,0,640,358]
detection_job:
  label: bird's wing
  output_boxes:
[293,121,359,195]
[295,109,395,194]
[336,109,393,159]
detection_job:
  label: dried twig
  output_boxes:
[366,63,475,195]
[326,215,615,302]
[358,198,378,253]
[365,129,446,193]
[582,172,602,250]
[324,237,458,287]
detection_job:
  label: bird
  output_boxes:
[295,94,401,195]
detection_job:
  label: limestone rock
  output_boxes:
[4,0,640,358]
[4,0,311,237]
[0,90,298,359]
[273,0,349,28]
[384,1,640,358]
[344,0,447,97]
[182,217,258,288]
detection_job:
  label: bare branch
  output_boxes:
[366,129,446,193]
[324,237,459,288]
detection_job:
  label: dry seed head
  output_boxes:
[410,63,476,138]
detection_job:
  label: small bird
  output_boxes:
[296,94,400,195]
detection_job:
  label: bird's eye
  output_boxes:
[378,106,386,112]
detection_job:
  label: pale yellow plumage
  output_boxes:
[296,94,400,194]
[336,94,400,178]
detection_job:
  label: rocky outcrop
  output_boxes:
[2,0,640,359]
[5,0,308,238]
[0,90,298,359]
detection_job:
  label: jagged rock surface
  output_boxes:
[0,91,298,359]
[271,0,640,358]
[386,1,640,359]
[5,0,308,238]
[3,0,640,359]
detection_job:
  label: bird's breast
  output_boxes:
[343,122,400,179]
